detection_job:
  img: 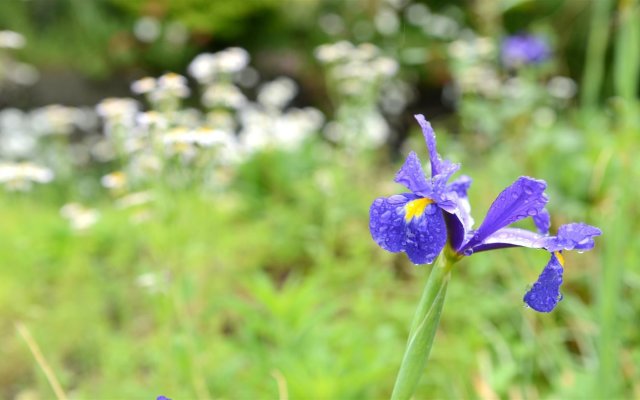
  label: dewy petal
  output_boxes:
[369,193,447,264]
[460,176,548,252]
[414,114,458,179]
[370,193,417,252]
[544,223,602,252]
[404,202,447,264]
[533,208,550,235]
[469,228,545,253]
[523,252,564,312]
[394,151,432,195]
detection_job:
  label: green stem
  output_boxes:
[391,253,455,400]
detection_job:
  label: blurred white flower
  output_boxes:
[314,41,353,63]
[154,72,190,99]
[131,77,157,95]
[136,111,169,131]
[0,30,26,48]
[101,171,127,191]
[96,98,139,123]
[202,83,247,109]
[60,203,100,231]
[134,16,161,43]
[116,190,154,209]
[257,77,298,110]
[216,47,250,74]
[165,21,189,45]
[374,7,400,36]
[405,3,430,26]
[6,63,39,85]
[318,13,345,36]
[547,76,577,100]
[30,105,78,136]
[188,48,250,84]
[0,162,54,191]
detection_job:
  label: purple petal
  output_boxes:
[446,175,472,198]
[442,176,474,250]
[370,193,417,252]
[394,152,432,195]
[524,252,564,312]
[468,228,545,253]
[404,203,447,264]
[414,114,458,179]
[533,208,550,235]
[460,176,548,252]
[369,193,447,264]
[544,223,602,252]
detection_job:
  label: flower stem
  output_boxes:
[391,254,454,400]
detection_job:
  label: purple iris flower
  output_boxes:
[501,34,551,68]
[369,115,601,312]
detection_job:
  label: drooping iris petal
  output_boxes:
[369,193,447,264]
[403,202,447,264]
[414,114,458,178]
[394,151,432,196]
[524,252,564,312]
[370,193,417,252]
[470,228,546,253]
[533,208,550,235]
[460,176,548,252]
[544,223,602,252]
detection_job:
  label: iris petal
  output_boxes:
[369,193,447,264]
[533,208,550,235]
[404,202,447,264]
[414,114,458,179]
[370,193,417,252]
[544,223,602,252]
[523,252,564,312]
[394,152,432,195]
[470,228,546,253]
[461,176,548,252]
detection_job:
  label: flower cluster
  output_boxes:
[501,34,551,68]
[369,115,600,312]
[315,41,399,149]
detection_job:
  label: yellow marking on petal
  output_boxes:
[554,251,565,267]
[404,197,434,222]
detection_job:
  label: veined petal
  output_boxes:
[544,223,602,252]
[414,114,457,179]
[404,202,447,264]
[369,193,447,264]
[370,193,417,252]
[468,228,545,253]
[524,251,564,312]
[533,208,550,235]
[394,152,432,195]
[460,176,548,252]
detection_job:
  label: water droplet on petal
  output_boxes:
[388,195,406,204]
[381,211,391,221]
[511,193,520,199]
[463,248,474,256]
[527,208,538,216]
[557,293,564,301]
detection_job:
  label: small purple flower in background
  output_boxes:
[501,34,551,68]
[369,115,600,312]
[157,396,171,400]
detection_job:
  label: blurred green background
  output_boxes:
[0,0,638,399]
